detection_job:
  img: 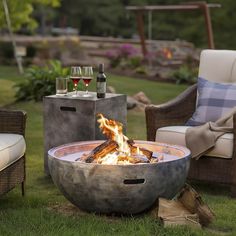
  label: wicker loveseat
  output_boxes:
[0,109,26,196]
[145,49,236,197]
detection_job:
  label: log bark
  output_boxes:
[85,140,118,163]
[128,154,150,163]
[130,145,153,160]
[128,139,153,159]
[76,139,153,164]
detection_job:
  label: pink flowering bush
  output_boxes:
[118,44,139,58]
[106,43,142,68]
[105,50,120,67]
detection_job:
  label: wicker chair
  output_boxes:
[0,109,27,196]
[145,49,236,197]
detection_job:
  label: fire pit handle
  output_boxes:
[60,106,76,112]
[123,179,145,185]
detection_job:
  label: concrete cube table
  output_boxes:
[43,92,127,174]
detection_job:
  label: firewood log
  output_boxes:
[117,155,129,162]
[85,140,118,163]
[138,147,153,160]
[130,145,153,160]
[118,154,150,164]
[78,153,90,162]
[127,139,153,160]
[127,139,135,146]
[128,154,150,164]
[150,157,159,163]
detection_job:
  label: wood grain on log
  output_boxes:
[85,140,118,163]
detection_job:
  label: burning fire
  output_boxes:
[163,48,172,59]
[97,114,135,155]
[97,114,144,164]
[79,114,160,164]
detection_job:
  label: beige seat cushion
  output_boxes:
[0,134,26,171]
[156,126,233,159]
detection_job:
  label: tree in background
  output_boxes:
[0,0,60,31]
[1,0,236,50]
[56,0,135,37]
[210,0,236,49]
[130,0,236,49]
[56,0,236,49]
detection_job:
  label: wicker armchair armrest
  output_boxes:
[145,84,197,141]
[231,115,236,187]
[232,114,236,160]
[0,109,27,136]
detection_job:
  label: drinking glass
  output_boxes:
[56,77,68,96]
[70,66,82,97]
[82,66,93,97]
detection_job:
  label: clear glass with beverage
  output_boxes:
[70,66,82,97]
[56,77,68,96]
[82,66,93,97]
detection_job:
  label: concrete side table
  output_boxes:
[43,92,127,174]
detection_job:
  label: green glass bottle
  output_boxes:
[96,63,106,98]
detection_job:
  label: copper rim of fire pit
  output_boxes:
[48,140,191,166]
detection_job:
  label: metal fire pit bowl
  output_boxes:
[48,140,191,214]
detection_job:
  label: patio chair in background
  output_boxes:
[0,109,27,196]
[145,49,236,197]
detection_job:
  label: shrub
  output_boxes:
[171,65,198,84]
[128,56,142,68]
[118,44,138,58]
[26,45,37,58]
[135,66,147,75]
[106,43,142,69]
[105,50,120,68]
[0,42,14,59]
[15,60,70,101]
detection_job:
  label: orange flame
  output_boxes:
[97,114,143,164]
[163,48,172,59]
[97,113,130,154]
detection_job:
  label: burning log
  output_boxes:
[76,140,154,164]
[117,154,150,164]
[128,155,149,164]
[128,139,153,160]
[76,114,157,165]
[78,140,154,164]
[86,140,118,163]
[76,140,118,163]
[90,140,118,159]
[150,157,159,163]
[131,146,153,160]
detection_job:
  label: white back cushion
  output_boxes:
[199,50,236,83]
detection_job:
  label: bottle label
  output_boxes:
[97,82,106,94]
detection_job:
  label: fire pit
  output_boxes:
[48,114,190,214]
[48,140,190,214]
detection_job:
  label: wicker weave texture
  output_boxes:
[0,156,25,195]
[0,110,26,136]
[145,84,197,141]
[145,84,236,197]
[0,109,26,196]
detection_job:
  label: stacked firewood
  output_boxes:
[79,139,159,164]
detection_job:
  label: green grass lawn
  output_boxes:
[0,66,236,236]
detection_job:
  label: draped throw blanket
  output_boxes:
[185,107,236,159]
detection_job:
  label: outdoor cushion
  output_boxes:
[155,126,233,159]
[0,133,26,171]
[186,77,236,126]
[198,49,236,83]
